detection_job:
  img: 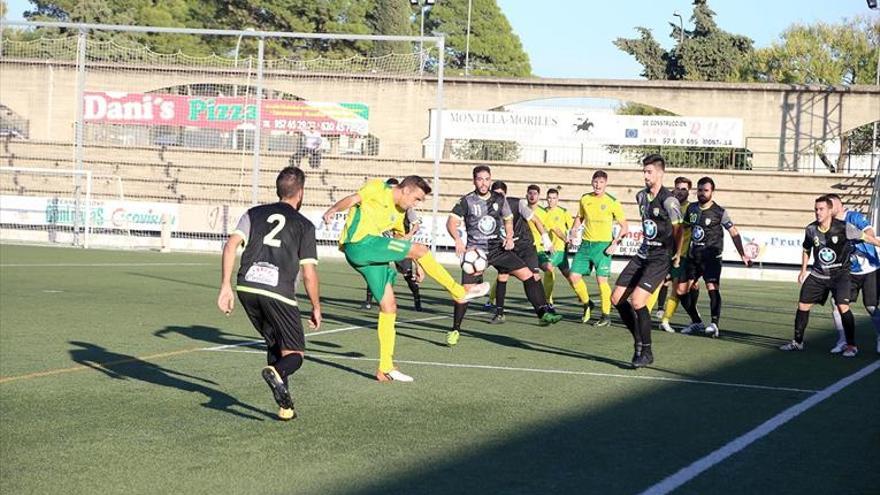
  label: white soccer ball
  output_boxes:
[461,248,489,275]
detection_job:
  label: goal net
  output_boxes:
[0,166,170,250]
[0,23,449,254]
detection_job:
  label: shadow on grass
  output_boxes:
[68,340,274,421]
[154,325,256,347]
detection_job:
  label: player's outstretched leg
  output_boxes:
[512,267,560,325]
[410,244,488,302]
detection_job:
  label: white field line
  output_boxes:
[639,360,880,495]
[206,348,820,394]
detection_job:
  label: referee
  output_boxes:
[218,167,321,421]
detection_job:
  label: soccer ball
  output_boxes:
[461,248,489,275]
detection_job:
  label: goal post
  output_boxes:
[0,167,93,248]
[0,166,168,250]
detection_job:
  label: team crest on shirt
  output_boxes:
[478,215,497,235]
[600,204,607,210]
[818,247,836,264]
[831,235,839,244]
[492,203,499,211]
[653,207,660,216]
[704,218,711,226]
[643,219,658,239]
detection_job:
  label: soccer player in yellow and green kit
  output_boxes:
[568,170,629,326]
[323,176,489,382]
[539,188,578,307]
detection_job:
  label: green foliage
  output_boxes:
[425,0,531,77]
[613,0,753,82]
[16,0,526,74]
[451,139,521,162]
[742,16,880,167]
[366,0,413,56]
[742,16,879,85]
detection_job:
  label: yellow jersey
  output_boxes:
[545,206,573,251]
[578,192,626,242]
[529,205,549,251]
[339,179,405,245]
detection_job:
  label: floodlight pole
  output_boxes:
[673,12,683,45]
[465,0,473,76]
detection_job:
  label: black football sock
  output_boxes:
[275,352,303,387]
[708,289,721,324]
[680,291,703,324]
[635,306,652,346]
[453,302,468,331]
[523,277,550,316]
[840,309,856,346]
[494,280,507,314]
[404,271,421,302]
[615,299,639,343]
[794,309,810,344]
[657,284,669,309]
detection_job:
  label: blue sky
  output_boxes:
[4,0,877,79]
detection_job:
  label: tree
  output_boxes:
[742,16,880,171]
[614,0,752,82]
[366,0,413,56]
[425,0,531,77]
[451,139,521,162]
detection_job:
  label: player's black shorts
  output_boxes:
[497,241,539,275]
[462,246,527,284]
[849,270,878,308]
[799,272,851,306]
[686,254,723,284]
[238,290,305,362]
[615,255,671,293]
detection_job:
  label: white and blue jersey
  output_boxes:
[844,210,880,275]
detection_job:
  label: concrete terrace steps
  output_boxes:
[1,139,873,232]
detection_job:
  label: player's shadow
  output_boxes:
[235,340,374,380]
[127,272,216,291]
[154,325,257,347]
[68,341,274,421]
[412,319,636,371]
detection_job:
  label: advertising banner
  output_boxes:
[83,92,370,135]
[1,195,178,231]
[428,109,743,148]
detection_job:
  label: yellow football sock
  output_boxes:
[663,291,680,322]
[571,277,590,305]
[417,252,465,300]
[377,311,396,373]
[544,269,556,304]
[599,280,612,315]
[646,285,662,312]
